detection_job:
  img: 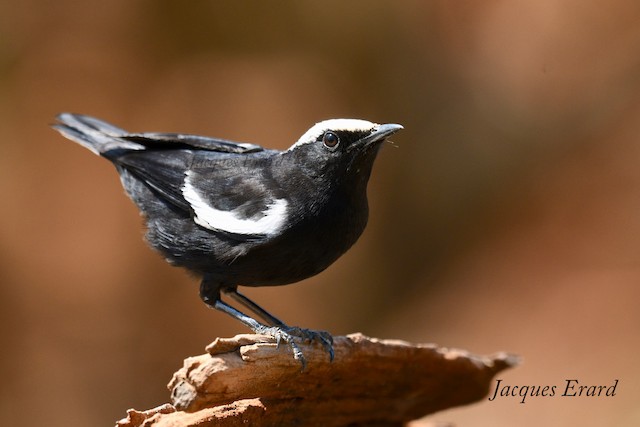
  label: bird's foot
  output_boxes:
[256,324,334,370]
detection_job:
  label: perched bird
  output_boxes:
[53,113,402,367]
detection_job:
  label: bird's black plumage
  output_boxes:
[53,113,402,367]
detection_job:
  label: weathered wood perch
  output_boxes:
[116,333,518,427]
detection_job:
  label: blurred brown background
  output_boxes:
[2,1,640,426]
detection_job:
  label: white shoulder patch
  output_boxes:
[182,173,288,236]
[288,118,378,151]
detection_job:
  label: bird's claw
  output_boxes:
[256,324,334,369]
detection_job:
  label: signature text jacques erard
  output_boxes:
[488,379,619,404]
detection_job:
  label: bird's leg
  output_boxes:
[211,298,309,367]
[199,278,333,368]
[223,287,334,361]
[222,288,285,326]
[200,278,307,365]
[200,278,266,330]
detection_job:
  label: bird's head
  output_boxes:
[284,119,403,185]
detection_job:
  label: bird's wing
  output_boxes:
[110,134,267,213]
[55,113,286,238]
[117,151,288,238]
[116,150,195,212]
[183,164,289,237]
[121,132,264,154]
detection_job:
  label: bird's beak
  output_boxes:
[354,123,404,150]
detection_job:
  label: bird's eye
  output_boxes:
[322,131,340,149]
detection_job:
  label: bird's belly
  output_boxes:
[236,211,368,286]
[147,211,366,287]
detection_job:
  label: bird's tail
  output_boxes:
[52,113,145,157]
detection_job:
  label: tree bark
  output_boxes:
[116,333,518,427]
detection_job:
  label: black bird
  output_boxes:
[53,113,402,366]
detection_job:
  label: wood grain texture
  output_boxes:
[116,333,518,427]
